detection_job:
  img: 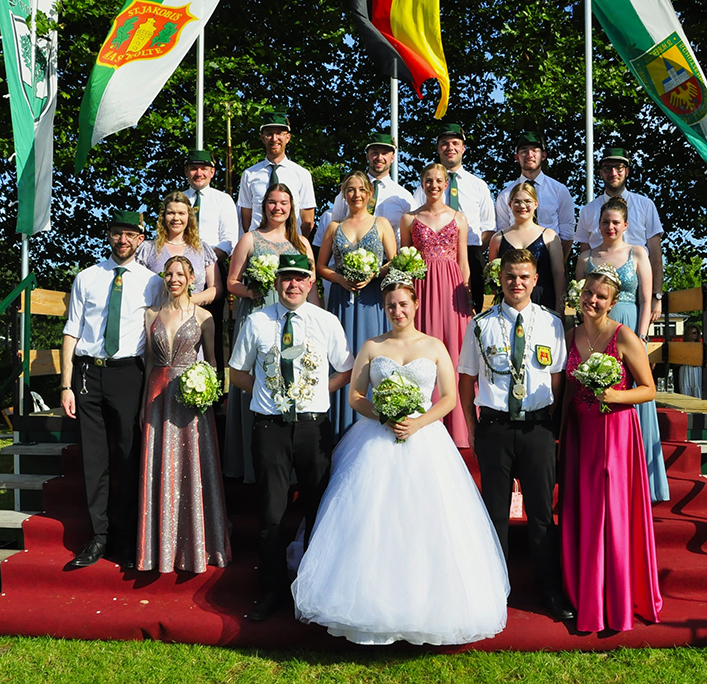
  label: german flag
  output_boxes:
[352,0,449,119]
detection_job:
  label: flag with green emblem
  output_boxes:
[593,0,707,163]
[75,0,220,172]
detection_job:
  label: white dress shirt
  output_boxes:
[575,190,663,248]
[413,166,495,245]
[238,156,317,233]
[495,171,576,241]
[63,257,163,359]
[458,301,566,412]
[229,301,354,415]
[183,185,239,256]
[329,173,414,246]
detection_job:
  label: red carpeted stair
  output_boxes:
[0,408,706,652]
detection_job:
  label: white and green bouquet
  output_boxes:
[389,246,427,279]
[483,258,501,304]
[372,371,427,443]
[245,253,280,299]
[563,278,586,315]
[572,352,623,413]
[341,248,379,284]
[178,361,222,413]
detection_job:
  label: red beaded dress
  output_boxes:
[411,217,471,447]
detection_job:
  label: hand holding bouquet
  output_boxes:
[389,246,427,279]
[178,361,222,413]
[563,279,586,315]
[341,248,379,289]
[245,253,280,299]
[572,352,623,413]
[372,371,427,442]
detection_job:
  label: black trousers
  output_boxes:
[251,413,334,593]
[202,259,227,378]
[467,244,486,314]
[72,359,144,546]
[474,411,562,597]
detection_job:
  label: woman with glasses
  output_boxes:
[488,181,565,312]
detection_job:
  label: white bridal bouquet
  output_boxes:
[563,278,586,314]
[372,371,427,443]
[572,352,623,413]
[389,246,427,279]
[245,253,280,298]
[341,248,379,284]
[178,361,222,413]
[483,258,501,292]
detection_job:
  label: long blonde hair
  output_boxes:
[155,191,202,253]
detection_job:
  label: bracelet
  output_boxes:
[60,386,72,392]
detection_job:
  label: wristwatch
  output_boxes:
[653,292,663,300]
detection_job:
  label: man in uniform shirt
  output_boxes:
[238,112,317,237]
[230,253,354,621]
[322,132,414,247]
[495,131,576,259]
[575,146,664,322]
[458,248,574,622]
[413,123,495,314]
[61,211,163,569]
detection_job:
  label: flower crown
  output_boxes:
[589,263,621,288]
[380,268,414,291]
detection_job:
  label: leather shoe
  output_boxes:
[68,540,106,568]
[248,592,283,621]
[542,593,576,621]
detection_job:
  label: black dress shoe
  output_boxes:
[68,540,106,568]
[542,593,576,621]
[248,592,283,621]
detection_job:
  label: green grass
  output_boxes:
[0,638,706,683]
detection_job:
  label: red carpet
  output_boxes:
[1,407,706,652]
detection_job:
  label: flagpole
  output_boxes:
[390,58,399,182]
[585,0,594,204]
[196,31,204,148]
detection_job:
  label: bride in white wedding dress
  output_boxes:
[291,274,509,646]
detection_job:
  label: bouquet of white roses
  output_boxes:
[342,248,379,284]
[372,371,427,442]
[572,352,623,413]
[245,253,280,298]
[563,278,586,314]
[483,258,501,293]
[178,361,222,413]
[389,246,427,279]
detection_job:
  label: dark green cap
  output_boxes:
[436,123,466,142]
[109,210,144,232]
[260,112,291,132]
[185,149,215,166]
[275,253,313,276]
[516,131,545,151]
[365,132,396,151]
[600,147,630,165]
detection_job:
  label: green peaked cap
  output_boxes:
[365,132,396,151]
[261,111,291,131]
[109,210,144,232]
[275,253,312,276]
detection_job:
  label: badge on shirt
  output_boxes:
[536,345,552,366]
[283,332,293,347]
[451,188,458,197]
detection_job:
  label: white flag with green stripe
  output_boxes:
[75,0,219,173]
[0,0,57,235]
[593,0,707,163]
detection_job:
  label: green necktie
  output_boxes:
[104,267,127,357]
[448,172,459,210]
[367,179,380,215]
[509,312,525,417]
[269,163,281,187]
[193,190,201,225]
[281,311,296,422]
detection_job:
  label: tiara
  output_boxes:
[380,268,414,291]
[590,262,621,288]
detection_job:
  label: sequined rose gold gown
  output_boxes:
[137,313,231,573]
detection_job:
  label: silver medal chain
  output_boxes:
[498,306,535,399]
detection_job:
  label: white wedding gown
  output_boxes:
[291,356,509,646]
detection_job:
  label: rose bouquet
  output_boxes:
[389,246,427,279]
[341,248,379,284]
[563,278,586,315]
[372,371,427,442]
[572,352,623,413]
[178,361,222,413]
[245,253,280,299]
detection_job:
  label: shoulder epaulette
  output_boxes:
[474,307,495,322]
[540,305,562,319]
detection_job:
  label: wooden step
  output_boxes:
[0,442,74,457]
[0,510,33,528]
[0,474,57,490]
[0,549,21,561]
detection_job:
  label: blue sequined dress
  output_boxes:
[588,249,669,502]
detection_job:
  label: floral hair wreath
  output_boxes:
[380,268,414,291]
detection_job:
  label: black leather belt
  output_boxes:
[76,355,140,368]
[254,412,325,423]
[481,407,552,422]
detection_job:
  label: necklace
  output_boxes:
[165,238,186,245]
[498,306,535,399]
[586,322,608,353]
